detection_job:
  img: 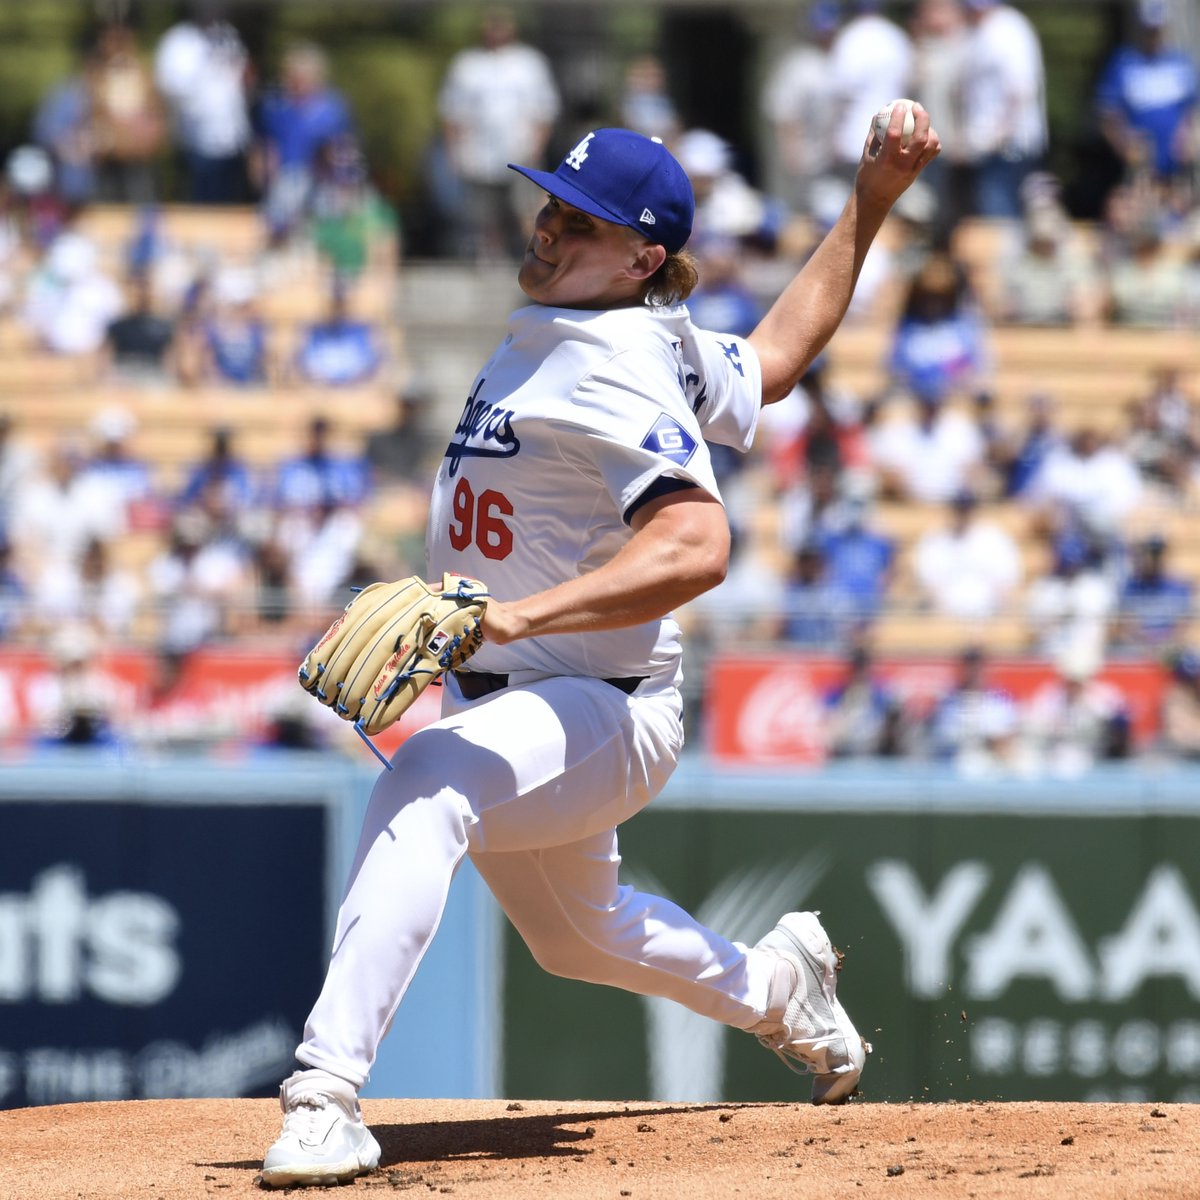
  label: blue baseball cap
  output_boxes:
[509,128,695,254]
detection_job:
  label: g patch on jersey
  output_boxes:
[641,415,697,465]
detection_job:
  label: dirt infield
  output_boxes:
[3,1098,1198,1199]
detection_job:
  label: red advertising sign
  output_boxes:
[704,653,1169,765]
[0,647,441,762]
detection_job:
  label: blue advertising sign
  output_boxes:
[0,797,328,1107]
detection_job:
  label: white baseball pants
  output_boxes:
[296,674,777,1089]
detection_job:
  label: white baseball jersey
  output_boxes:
[425,301,762,686]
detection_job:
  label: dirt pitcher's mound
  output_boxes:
[1,1098,1197,1200]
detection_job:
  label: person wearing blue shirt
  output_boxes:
[776,540,858,648]
[822,643,905,757]
[252,42,354,242]
[294,282,384,388]
[178,426,257,511]
[273,415,370,510]
[887,252,990,403]
[1116,534,1193,650]
[1095,0,1198,190]
[816,500,895,619]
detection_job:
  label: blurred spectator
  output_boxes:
[273,497,365,610]
[619,54,681,144]
[1017,643,1131,777]
[80,407,156,518]
[822,642,907,758]
[292,280,385,387]
[772,361,869,492]
[773,540,857,648]
[0,537,29,641]
[908,0,968,232]
[1161,648,1200,759]
[37,535,141,641]
[1103,209,1190,327]
[178,425,257,513]
[675,128,778,247]
[1004,393,1063,498]
[154,2,253,204]
[1024,528,1115,660]
[2,144,67,262]
[8,435,126,575]
[252,42,354,245]
[994,199,1102,326]
[132,647,238,752]
[87,22,166,204]
[147,508,250,653]
[1094,0,1198,213]
[28,625,123,748]
[913,489,1022,619]
[0,412,41,533]
[103,271,177,383]
[687,234,764,338]
[778,460,858,551]
[197,267,272,386]
[437,6,560,260]
[310,134,399,281]
[32,68,97,210]
[273,414,370,511]
[870,393,986,504]
[1114,533,1193,651]
[759,1,839,221]
[824,0,913,212]
[364,381,439,490]
[1142,362,1196,446]
[1027,427,1143,540]
[885,252,991,404]
[22,231,122,358]
[816,494,896,620]
[926,645,1019,775]
[970,390,1012,498]
[955,0,1047,218]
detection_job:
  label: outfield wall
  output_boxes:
[3,754,1198,1107]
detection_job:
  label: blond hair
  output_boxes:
[644,250,699,307]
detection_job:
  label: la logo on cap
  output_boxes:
[565,133,594,171]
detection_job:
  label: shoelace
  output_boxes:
[281,1091,335,1141]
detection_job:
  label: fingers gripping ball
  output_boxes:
[872,98,917,147]
[299,572,489,738]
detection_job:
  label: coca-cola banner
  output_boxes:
[703,653,1169,765]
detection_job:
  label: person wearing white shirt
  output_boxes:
[760,1,840,219]
[956,0,1048,217]
[870,395,986,503]
[1026,428,1143,538]
[825,1,914,203]
[437,7,561,259]
[913,489,1021,618]
[153,5,252,203]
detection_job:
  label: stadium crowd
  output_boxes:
[0,0,1197,767]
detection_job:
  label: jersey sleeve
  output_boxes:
[679,326,763,453]
[549,349,724,525]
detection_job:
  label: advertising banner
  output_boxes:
[501,798,1200,1105]
[704,654,1168,765]
[0,795,329,1108]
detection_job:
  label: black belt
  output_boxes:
[454,671,645,701]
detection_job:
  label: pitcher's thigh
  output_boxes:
[437,678,680,854]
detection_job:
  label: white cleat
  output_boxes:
[751,911,871,1104]
[260,1068,381,1189]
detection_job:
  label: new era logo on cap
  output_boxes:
[508,128,694,254]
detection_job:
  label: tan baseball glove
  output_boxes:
[299,573,489,743]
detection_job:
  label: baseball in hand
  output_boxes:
[872,99,917,147]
